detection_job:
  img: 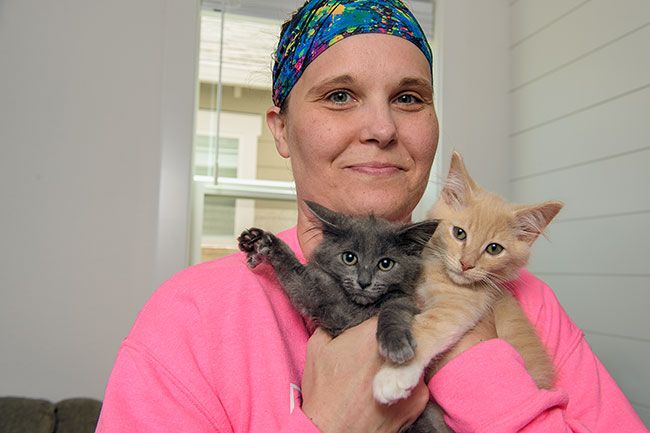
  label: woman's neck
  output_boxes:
[296,209,322,260]
[295,204,413,260]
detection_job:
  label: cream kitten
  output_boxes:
[374,151,562,406]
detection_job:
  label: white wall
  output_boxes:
[432,0,511,197]
[509,0,650,426]
[0,0,199,400]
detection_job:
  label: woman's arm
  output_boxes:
[95,338,230,433]
[97,337,324,433]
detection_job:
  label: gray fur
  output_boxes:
[238,202,447,432]
[238,202,437,347]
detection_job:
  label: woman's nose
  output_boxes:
[359,102,398,148]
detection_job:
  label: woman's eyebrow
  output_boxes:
[397,77,433,94]
[306,74,356,97]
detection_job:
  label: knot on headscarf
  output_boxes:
[272,0,432,108]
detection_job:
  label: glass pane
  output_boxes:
[195,10,293,184]
[200,197,298,262]
[193,135,238,179]
[203,196,236,240]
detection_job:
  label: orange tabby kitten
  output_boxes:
[374,151,562,406]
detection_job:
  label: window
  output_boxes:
[191,8,297,263]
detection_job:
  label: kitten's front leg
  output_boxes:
[374,288,494,404]
[238,228,319,314]
[376,297,419,364]
[238,227,274,268]
[238,228,306,277]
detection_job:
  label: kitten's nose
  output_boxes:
[357,279,371,289]
[358,268,372,289]
[460,261,475,272]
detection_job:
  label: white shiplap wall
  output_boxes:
[510,0,650,426]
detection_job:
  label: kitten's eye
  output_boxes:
[341,252,358,265]
[486,243,504,255]
[377,258,395,271]
[453,226,467,241]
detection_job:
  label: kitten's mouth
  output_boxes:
[349,291,378,306]
[447,269,476,285]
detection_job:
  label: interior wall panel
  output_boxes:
[511,86,650,179]
[511,24,650,133]
[512,0,650,88]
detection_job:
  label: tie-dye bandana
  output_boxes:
[272,0,432,108]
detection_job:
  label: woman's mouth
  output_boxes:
[346,163,403,176]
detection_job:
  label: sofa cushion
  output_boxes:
[0,397,55,433]
[55,398,102,433]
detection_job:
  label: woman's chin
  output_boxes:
[298,173,421,221]
[338,193,415,222]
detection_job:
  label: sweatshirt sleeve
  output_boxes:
[279,408,324,433]
[427,274,648,433]
[96,339,323,433]
[95,340,230,433]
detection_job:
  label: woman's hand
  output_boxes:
[301,318,429,433]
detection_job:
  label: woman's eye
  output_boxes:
[453,226,467,241]
[328,91,352,104]
[377,258,395,271]
[396,94,421,104]
[486,243,504,255]
[341,252,358,265]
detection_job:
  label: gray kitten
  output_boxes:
[238,201,446,433]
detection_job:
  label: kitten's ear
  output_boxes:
[514,201,564,244]
[441,151,478,207]
[304,200,344,235]
[398,219,439,254]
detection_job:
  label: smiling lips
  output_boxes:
[346,162,404,176]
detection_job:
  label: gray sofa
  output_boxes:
[0,397,101,433]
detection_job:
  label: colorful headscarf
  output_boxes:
[272,0,432,108]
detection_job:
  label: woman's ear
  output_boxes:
[266,106,290,158]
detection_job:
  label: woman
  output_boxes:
[96,1,647,432]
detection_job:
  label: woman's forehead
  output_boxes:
[296,34,432,90]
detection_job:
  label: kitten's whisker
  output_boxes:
[484,270,508,281]
[423,244,447,259]
[485,272,509,286]
[480,278,503,295]
[484,275,511,293]
[425,172,449,187]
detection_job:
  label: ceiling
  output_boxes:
[202,0,434,28]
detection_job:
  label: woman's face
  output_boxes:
[267,33,438,222]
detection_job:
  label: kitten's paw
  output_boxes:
[237,228,264,252]
[373,363,423,405]
[378,330,416,364]
[237,228,273,268]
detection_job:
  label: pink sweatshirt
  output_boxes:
[96,227,647,432]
